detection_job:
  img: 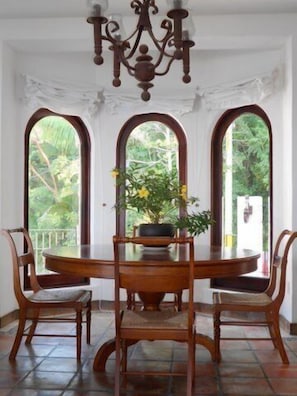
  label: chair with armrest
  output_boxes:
[213,229,297,364]
[113,235,196,396]
[1,227,92,361]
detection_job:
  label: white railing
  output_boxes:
[29,228,78,274]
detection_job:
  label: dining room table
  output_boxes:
[43,242,260,371]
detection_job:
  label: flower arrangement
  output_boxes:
[112,165,214,236]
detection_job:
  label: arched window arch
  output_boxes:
[24,108,91,288]
[211,105,272,292]
[116,113,187,236]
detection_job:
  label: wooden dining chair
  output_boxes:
[1,227,92,361]
[213,229,297,364]
[113,235,196,396]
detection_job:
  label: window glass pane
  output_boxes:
[28,116,81,275]
[222,113,270,277]
[125,121,178,235]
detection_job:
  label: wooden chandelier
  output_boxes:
[87,0,195,101]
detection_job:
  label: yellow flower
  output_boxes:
[111,169,119,178]
[180,184,187,200]
[138,186,149,199]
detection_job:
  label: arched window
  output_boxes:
[211,105,272,292]
[116,113,187,236]
[24,108,91,288]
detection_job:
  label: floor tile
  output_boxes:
[269,378,297,395]
[0,311,297,395]
[220,377,275,395]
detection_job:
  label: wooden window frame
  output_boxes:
[24,108,91,289]
[210,105,273,292]
[115,113,187,236]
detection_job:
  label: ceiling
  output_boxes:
[2,0,292,55]
[1,0,297,19]
[1,0,294,99]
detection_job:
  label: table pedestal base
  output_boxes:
[93,333,216,371]
[195,333,216,361]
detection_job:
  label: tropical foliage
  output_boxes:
[126,121,178,173]
[112,165,214,236]
[29,116,79,233]
[223,113,270,250]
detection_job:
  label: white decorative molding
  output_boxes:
[17,68,283,117]
[103,91,197,116]
[18,75,104,117]
[196,67,283,111]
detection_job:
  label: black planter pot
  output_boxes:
[138,223,175,238]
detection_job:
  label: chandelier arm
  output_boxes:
[145,18,172,50]
[150,48,174,71]
[123,27,174,66]
[144,31,176,70]
[154,56,176,77]
[104,24,145,63]
[115,31,176,74]
[146,28,175,57]
[104,21,143,62]
[117,52,136,74]
[123,26,145,61]
[105,20,118,41]
[125,0,172,61]
[118,42,175,77]
[152,45,194,80]
[108,42,136,75]
[125,64,137,77]
[104,23,143,69]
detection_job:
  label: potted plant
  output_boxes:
[112,165,214,237]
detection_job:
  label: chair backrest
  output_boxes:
[266,229,297,307]
[1,227,41,306]
[113,235,195,319]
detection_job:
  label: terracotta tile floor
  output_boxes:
[1,310,297,395]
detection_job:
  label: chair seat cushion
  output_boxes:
[122,310,189,329]
[214,291,272,306]
[29,289,91,304]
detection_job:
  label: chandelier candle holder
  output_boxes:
[87,0,195,101]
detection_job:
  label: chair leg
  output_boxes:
[266,312,278,349]
[76,310,83,360]
[25,320,38,345]
[114,337,121,396]
[9,313,26,360]
[122,339,128,373]
[175,291,183,311]
[269,313,289,364]
[213,309,221,363]
[187,336,195,396]
[126,291,135,310]
[25,308,40,344]
[86,302,91,344]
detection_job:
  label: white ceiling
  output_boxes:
[1,0,294,98]
[0,0,297,19]
[2,0,292,54]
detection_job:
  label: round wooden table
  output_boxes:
[43,243,260,371]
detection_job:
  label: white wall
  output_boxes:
[0,43,23,317]
[289,36,297,323]
[1,13,297,323]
